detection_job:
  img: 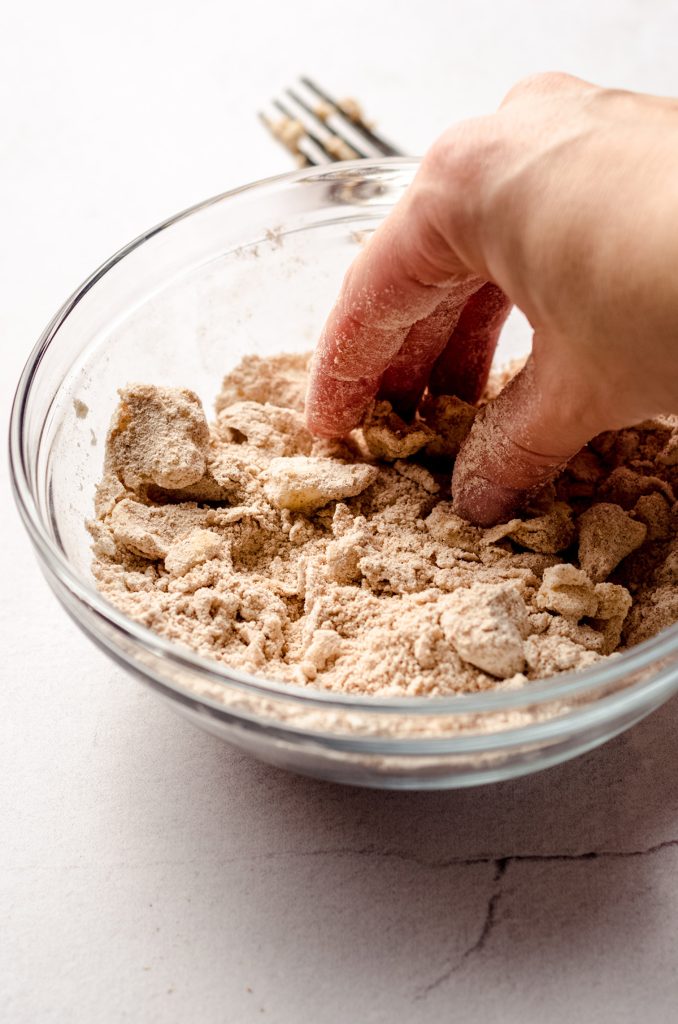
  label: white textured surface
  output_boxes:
[2,2,678,1020]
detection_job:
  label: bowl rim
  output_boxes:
[9,157,678,719]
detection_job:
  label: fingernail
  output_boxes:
[452,473,524,527]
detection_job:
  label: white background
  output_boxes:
[2,1,678,1020]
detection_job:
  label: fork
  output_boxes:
[259,76,403,166]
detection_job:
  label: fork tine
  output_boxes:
[260,78,404,166]
[258,107,329,166]
[273,95,359,163]
[285,85,375,160]
[300,76,402,157]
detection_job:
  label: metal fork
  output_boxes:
[259,76,403,166]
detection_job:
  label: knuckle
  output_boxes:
[419,118,506,252]
[501,70,582,107]
[423,118,499,199]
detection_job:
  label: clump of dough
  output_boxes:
[482,519,522,545]
[324,525,367,585]
[546,616,606,653]
[106,385,209,490]
[599,466,674,509]
[361,401,434,460]
[109,499,213,559]
[440,582,529,678]
[425,504,481,551]
[632,493,673,542]
[508,503,575,554]
[590,582,633,654]
[577,503,647,582]
[536,564,599,621]
[525,634,602,677]
[300,629,344,679]
[419,393,477,457]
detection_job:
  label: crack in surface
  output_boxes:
[409,839,678,1002]
[279,837,678,870]
[416,858,509,1000]
[8,839,677,874]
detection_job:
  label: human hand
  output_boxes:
[305,73,678,524]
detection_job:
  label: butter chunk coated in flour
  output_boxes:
[264,456,378,513]
[89,352,678,697]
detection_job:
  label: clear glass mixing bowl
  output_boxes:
[10,159,678,789]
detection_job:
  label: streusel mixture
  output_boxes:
[88,353,678,696]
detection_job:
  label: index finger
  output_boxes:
[305,170,481,437]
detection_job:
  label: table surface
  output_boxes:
[3,2,678,1021]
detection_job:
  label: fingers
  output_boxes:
[452,350,598,525]
[429,283,512,403]
[305,168,481,437]
[306,73,602,440]
[377,281,481,415]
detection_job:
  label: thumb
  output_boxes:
[452,351,600,526]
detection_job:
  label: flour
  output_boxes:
[89,353,678,697]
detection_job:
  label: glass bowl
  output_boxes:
[10,159,678,789]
